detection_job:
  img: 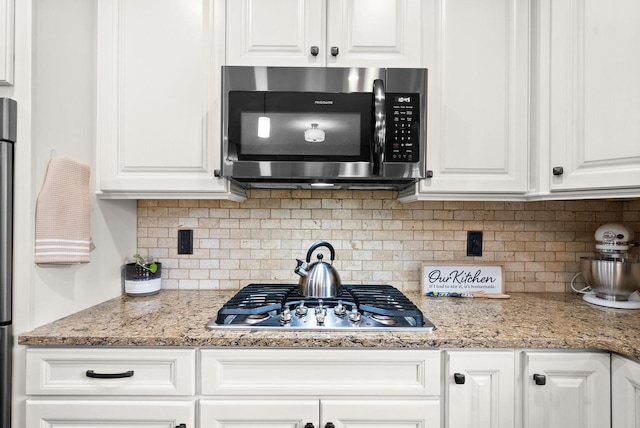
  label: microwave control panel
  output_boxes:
[386,93,420,163]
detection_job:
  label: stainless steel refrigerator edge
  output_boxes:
[0,98,16,428]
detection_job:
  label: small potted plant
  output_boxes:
[123,254,162,296]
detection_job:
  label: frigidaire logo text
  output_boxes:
[314,100,334,105]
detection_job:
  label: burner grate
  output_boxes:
[348,285,424,326]
[215,284,295,323]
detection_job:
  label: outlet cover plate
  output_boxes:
[467,231,483,256]
[178,229,193,255]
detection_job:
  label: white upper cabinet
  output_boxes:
[96,0,244,200]
[402,0,530,201]
[535,0,640,198]
[0,0,14,85]
[226,0,424,67]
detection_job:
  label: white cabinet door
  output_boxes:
[97,0,243,200]
[444,350,515,428]
[544,0,640,195]
[522,351,610,428]
[0,0,13,85]
[326,0,424,67]
[200,398,439,428]
[200,399,319,428]
[405,0,530,201]
[226,0,324,66]
[26,400,194,428]
[612,354,640,428]
[226,0,424,67]
[322,399,440,428]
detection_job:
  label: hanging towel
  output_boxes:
[35,156,93,264]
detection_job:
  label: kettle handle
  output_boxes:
[306,241,335,264]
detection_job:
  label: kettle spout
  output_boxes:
[294,259,308,277]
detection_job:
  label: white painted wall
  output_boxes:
[30,0,136,328]
[1,0,137,426]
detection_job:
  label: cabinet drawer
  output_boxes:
[200,348,440,396]
[26,348,195,396]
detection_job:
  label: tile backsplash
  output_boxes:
[137,191,640,293]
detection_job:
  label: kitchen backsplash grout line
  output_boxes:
[136,193,640,293]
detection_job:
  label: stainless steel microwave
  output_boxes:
[220,66,427,190]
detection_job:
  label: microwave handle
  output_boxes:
[372,79,386,176]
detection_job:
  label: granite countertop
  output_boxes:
[18,290,640,360]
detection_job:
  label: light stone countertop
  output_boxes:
[17,290,640,360]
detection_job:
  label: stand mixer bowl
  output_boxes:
[581,256,640,301]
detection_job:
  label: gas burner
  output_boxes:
[208,284,435,331]
[370,314,398,326]
[245,313,271,324]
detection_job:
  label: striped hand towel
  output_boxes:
[35,156,93,264]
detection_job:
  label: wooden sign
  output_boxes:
[422,263,504,294]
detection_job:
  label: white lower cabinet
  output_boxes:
[612,354,640,428]
[199,348,441,428]
[24,347,625,428]
[25,348,197,428]
[444,350,515,428]
[26,400,195,428]
[521,351,610,428]
[200,399,319,428]
[200,398,438,428]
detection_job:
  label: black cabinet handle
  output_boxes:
[533,374,546,385]
[310,46,319,56]
[176,424,186,428]
[304,424,314,428]
[85,370,134,379]
[454,373,466,384]
[330,46,339,56]
[552,166,564,176]
[426,170,433,178]
[325,423,335,428]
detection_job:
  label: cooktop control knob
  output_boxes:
[295,301,308,316]
[315,308,326,324]
[314,300,326,324]
[349,308,361,322]
[334,301,347,316]
[280,308,292,324]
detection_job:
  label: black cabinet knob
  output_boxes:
[454,373,466,384]
[176,424,186,428]
[533,373,546,385]
[325,423,336,428]
[310,46,319,56]
[426,170,433,178]
[552,166,564,176]
[330,46,339,56]
[214,169,221,177]
[304,423,315,428]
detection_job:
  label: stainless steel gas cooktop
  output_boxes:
[207,283,435,331]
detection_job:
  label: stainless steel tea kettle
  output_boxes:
[294,241,342,298]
